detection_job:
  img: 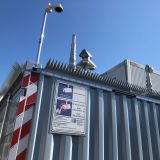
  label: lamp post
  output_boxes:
[36,3,63,64]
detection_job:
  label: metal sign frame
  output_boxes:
[49,79,89,136]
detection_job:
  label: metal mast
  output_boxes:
[69,34,76,68]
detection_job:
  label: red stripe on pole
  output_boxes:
[22,74,30,88]
[16,149,27,160]
[10,128,21,147]
[22,74,30,87]
[9,69,39,160]
[16,99,25,116]
[25,104,33,111]
[30,73,39,84]
[20,120,32,139]
[26,92,37,106]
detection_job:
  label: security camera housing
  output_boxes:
[54,5,63,13]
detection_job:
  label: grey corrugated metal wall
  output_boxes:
[29,73,160,160]
[1,60,160,160]
[0,96,18,160]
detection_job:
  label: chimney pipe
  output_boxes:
[69,34,76,68]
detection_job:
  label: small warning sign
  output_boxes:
[50,81,88,135]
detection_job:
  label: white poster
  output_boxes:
[50,81,87,135]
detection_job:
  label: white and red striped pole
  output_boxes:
[8,67,39,160]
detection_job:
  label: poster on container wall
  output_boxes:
[50,80,88,135]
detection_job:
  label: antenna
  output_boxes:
[69,34,76,68]
[145,64,153,90]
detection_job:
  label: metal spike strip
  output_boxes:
[45,59,51,66]
[60,63,64,70]
[45,60,160,99]
[57,62,61,69]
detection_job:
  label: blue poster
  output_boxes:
[57,83,73,99]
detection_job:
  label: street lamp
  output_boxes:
[36,3,63,64]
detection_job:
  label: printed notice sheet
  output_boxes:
[51,81,87,135]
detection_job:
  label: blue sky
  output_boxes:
[1,0,160,86]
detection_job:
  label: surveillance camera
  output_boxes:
[54,4,63,13]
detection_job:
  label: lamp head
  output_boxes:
[54,4,63,13]
[46,3,63,13]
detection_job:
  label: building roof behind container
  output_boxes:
[102,59,160,75]
[101,59,127,76]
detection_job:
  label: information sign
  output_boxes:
[50,81,88,135]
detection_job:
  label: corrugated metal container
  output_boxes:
[0,78,21,159]
[1,60,160,160]
[102,59,160,92]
